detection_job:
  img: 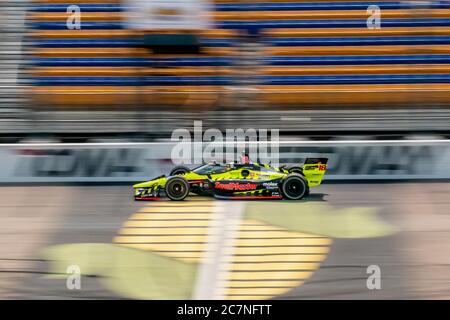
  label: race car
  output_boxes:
[133,157,328,201]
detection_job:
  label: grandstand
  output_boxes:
[10,0,450,135]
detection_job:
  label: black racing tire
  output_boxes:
[286,165,304,175]
[280,173,309,200]
[165,176,190,201]
[170,166,191,176]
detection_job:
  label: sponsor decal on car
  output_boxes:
[262,182,278,189]
[214,182,258,191]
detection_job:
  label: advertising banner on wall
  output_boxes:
[0,140,449,183]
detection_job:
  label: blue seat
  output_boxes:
[265,36,450,46]
[29,0,450,108]
[33,38,235,48]
[30,19,450,31]
[31,4,123,12]
[215,1,450,11]
[32,57,232,67]
[31,22,124,30]
[262,74,450,85]
[220,18,450,30]
[33,74,450,87]
[33,76,234,86]
[267,55,450,65]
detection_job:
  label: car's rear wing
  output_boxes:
[304,158,328,165]
[302,158,328,187]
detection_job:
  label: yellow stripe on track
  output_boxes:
[116,201,216,262]
[148,251,205,259]
[130,213,213,220]
[117,243,208,252]
[123,219,212,228]
[233,238,332,246]
[114,201,332,300]
[151,198,213,204]
[223,287,293,296]
[219,280,302,288]
[114,235,210,243]
[223,262,320,271]
[221,271,314,281]
[226,246,330,255]
[224,254,327,263]
[138,206,214,213]
[226,295,276,300]
[118,227,210,235]
[237,230,326,238]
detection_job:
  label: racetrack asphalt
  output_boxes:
[1,182,449,299]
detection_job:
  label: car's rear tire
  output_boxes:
[280,173,309,200]
[286,165,304,175]
[170,166,191,176]
[165,176,190,201]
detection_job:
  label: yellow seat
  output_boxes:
[262,65,450,75]
[258,84,450,107]
[215,9,450,21]
[265,45,450,56]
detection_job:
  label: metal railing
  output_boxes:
[0,0,29,132]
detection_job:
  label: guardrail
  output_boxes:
[0,0,30,135]
[0,140,449,182]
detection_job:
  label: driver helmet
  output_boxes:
[241,152,250,164]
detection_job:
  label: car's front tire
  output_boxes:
[280,173,309,200]
[165,176,190,201]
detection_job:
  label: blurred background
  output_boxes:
[2,0,450,141]
[1,0,450,300]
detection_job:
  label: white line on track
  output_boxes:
[192,201,244,300]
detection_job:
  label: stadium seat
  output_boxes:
[29,0,450,109]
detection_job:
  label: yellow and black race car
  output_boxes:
[133,158,328,201]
